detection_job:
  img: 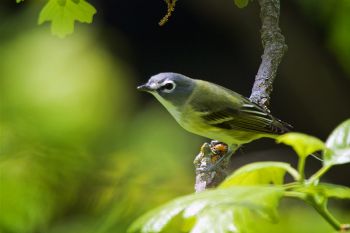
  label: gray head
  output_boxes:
[137,72,195,106]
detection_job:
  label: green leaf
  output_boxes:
[220,162,299,187]
[16,0,24,3]
[276,132,325,158]
[129,186,284,233]
[295,183,350,199]
[38,0,97,38]
[234,0,249,8]
[324,119,350,166]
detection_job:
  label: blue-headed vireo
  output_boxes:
[137,73,291,146]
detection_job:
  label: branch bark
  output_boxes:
[249,0,287,109]
[194,142,222,192]
[194,0,287,192]
[194,142,237,192]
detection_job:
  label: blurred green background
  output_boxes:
[0,1,349,233]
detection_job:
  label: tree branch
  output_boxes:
[194,142,236,192]
[249,0,287,109]
[194,0,287,191]
[194,143,220,192]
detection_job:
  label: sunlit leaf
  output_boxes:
[295,183,350,200]
[276,133,325,158]
[324,119,350,166]
[234,0,249,8]
[220,162,299,187]
[16,0,24,3]
[38,0,97,38]
[129,186,284,233]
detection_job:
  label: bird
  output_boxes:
[137,72,292,146]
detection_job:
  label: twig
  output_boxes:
[194,0,286,191]
[309,197,342,231]
[159,0,177,26]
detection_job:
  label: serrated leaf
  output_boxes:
[324,119,350,166]
[234,0,249,8]
[220,162,299,188]
[295,183,350,199]
[129,186,284,233]
[276,132,325,158]
[38,0,96,38]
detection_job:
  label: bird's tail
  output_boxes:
[273,118,293,134]
[280,119,293,133]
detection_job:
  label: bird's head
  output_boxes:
[137,72,195,106]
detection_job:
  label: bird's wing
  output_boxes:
[204,103,288,134]
[189,81,289,134]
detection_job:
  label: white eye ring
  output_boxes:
[161,80,176,93]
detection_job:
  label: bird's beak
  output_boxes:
[137,84,154,92]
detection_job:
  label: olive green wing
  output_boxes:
[202,103,290,134]
[190,81,290,134]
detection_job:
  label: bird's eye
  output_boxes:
[164,83,174,90]
[160,81,176,93]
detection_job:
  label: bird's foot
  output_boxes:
[199,141,234,172]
